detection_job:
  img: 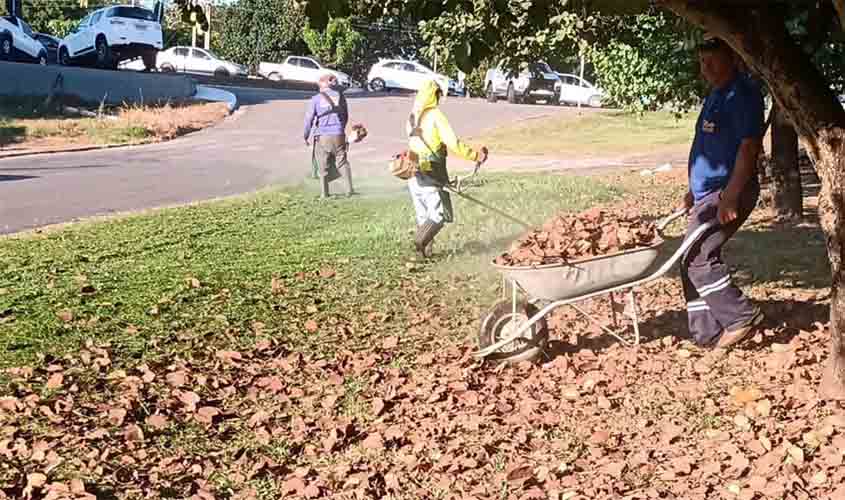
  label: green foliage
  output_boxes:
[464,59,490,97]
[214,0,307,69]
[163,4,193,48]
[10,0,89,36]
[302,17,365,74]
[587,14,704,113]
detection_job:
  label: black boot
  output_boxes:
[415,219,443,258]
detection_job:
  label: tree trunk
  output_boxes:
[659,0,845,400]
[764,101,802,219]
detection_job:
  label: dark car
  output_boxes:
[34,32,60,64]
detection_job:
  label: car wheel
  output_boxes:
[0,37,12,61]
[214,67,230,79]
[160,63,175,73]
[38,51,47,65]
[95,36,113,69]
[486,82,497,103]
[507,83,517,104]
[268,72,282,82]
[370,78,386,92]
[588,95,603,108]
[59,47,70,66]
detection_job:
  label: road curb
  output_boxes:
[194,85,239,113]
[0,142,140,161]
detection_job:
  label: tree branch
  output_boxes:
[833,0,845,29]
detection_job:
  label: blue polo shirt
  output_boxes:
[688,75,764,201]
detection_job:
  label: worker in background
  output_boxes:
[680,33,764,348]
[304,73,354,198]
[407,79,488,258]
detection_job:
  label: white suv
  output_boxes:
[59,4,163,70]
[0,16,48,65]
[485,62,562,104]
[367,59,451,95]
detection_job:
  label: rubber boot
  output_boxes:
[343,166,355,197]
[415,219,443,258]
[320,175,330,199]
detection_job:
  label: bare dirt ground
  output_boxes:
[0,102,230,159]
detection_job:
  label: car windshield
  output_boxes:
[110,7,156,21]
[19,19,34,37]
[529,62,553,74]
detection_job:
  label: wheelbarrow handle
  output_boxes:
[656,208,688,234]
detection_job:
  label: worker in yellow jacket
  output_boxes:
[407,79,488,258]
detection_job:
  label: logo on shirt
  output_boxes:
[702,119,717,133]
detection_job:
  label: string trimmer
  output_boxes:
[442,164,534,230]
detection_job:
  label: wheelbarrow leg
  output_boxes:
[626,289,641,345]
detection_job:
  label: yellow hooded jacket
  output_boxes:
[408,80,480,181]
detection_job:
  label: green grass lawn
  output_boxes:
[0,174,621,369]
[471,110,697,157]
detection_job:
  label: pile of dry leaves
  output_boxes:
[495,207,658,267]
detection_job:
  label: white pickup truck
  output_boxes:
[258,55,351,87]
[485,62,562,105]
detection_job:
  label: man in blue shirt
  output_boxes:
[304,73,353,198]
[681,34,764,348]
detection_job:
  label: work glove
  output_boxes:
[478,146,489,165]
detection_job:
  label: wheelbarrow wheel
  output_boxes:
[479,300,548,363]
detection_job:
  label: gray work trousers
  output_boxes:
[315,135,353,197]
[681,182,759,346]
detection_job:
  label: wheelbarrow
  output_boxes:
[474,209,717,363]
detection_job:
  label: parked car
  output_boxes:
[59,4,163,70]
[34,32,61,64]
[557,73,605,107]
[367,59,453,95]
[485,62,561,104]
[258,56,350,87]
[156,46,247,78]
[0,16,48,64]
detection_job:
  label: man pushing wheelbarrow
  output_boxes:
[475,34,765,362]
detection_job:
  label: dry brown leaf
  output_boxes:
[146,414,168,430]
[305,320,319,333]
[45,373,64,390]
[362,433,384,450]
[196,407,220,425]
[166,371,188,388]
[382,336,399,349]
[124,424,144,443]
[108,408,127,427]
[56,310,74,323]
[319,267,336,279]
[179,391,201,412]
[372,398,386,417]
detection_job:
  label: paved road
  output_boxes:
[0,86,583,234]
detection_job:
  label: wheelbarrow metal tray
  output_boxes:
[492,241,664,301]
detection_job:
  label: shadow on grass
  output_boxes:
[545,298,829,358]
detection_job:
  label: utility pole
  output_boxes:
[577,50,585,111]
[204,3,211,50]
[191,25,197,47]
